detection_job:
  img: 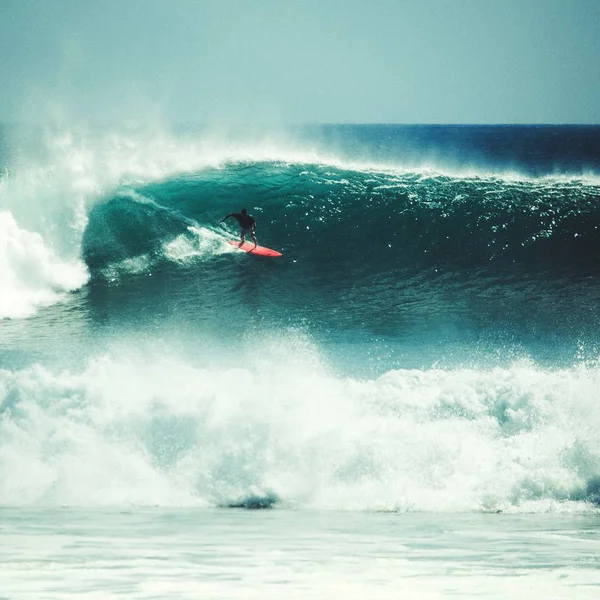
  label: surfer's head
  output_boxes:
[241,208,248,215]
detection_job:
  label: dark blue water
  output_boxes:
[297,124,600,176]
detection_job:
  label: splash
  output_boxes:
[1,340,599,512]
[0,211,87,318]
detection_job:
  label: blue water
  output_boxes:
[0,124,599,597]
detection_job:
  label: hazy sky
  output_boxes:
[1,0,599,124]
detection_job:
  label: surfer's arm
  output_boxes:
[220,213,234,223]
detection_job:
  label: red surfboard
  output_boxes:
[228,240,282,257]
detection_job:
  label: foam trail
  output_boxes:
[1,343,599,511]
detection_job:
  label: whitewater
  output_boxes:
[1,124,599,598]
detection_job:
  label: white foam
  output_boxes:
[0,211,88,318]
[1,342,598,511]
[164,226,234,264]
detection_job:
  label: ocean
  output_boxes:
[1,124,599,597]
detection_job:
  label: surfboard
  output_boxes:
[228,240,282,257]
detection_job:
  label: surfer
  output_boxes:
[220,208,257,248]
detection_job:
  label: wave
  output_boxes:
[2,126,600,319]
[83,160,600,281]
[0,127,244,318]
[1,340,599,512]
[0,126,338,317]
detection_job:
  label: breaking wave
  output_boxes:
[0,341,599,512]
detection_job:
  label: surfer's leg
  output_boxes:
[251,231,257,248]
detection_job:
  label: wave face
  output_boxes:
[79,152,600,361]
[1,124,600,511]
[84,159,600,274]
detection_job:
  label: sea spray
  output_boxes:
[1,342,599,512]
[0,211,87,318]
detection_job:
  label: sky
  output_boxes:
[1,0,599,124]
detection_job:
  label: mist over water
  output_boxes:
[1,124,600,512]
